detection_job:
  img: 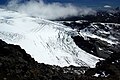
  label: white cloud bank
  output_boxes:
[6,0,96,20]
[104,5,112,8]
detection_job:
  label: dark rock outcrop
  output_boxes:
[85,51,120,80]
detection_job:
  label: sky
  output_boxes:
[44,0,120,7]
[0,0,120,8]
[0,0,119,20]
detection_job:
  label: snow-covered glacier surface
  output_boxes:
[0,9,100,67]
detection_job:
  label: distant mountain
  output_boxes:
[61,20,120,58]
[57,9,120,24]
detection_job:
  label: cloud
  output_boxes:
[104,5,112,8]
[5,0,96,20]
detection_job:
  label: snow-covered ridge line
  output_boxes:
[79,30,118,44]
[78,22,119,45]
[0,8,100,68]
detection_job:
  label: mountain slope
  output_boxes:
[0,8,100,67]
[61,20,120,59]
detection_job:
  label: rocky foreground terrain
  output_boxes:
[0,39,120,80]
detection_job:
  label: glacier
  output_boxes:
[0,8,100,68]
